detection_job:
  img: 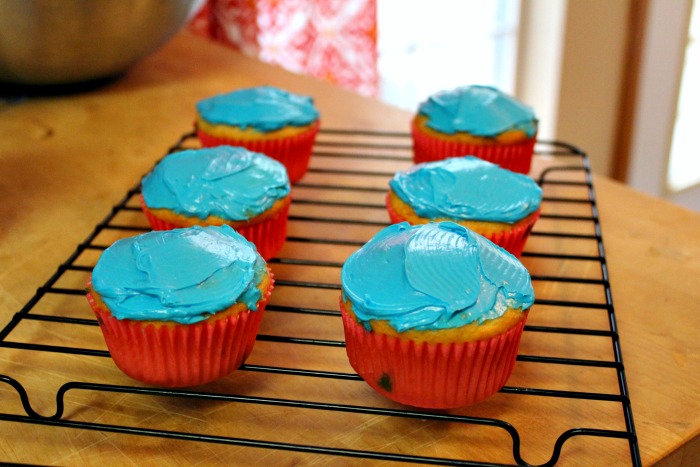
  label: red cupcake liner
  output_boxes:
[197,120,320,184]
[340,299,528,409]
[140,195,290,261]
[411,120,536,174]
[86,272,273,387]
[385,194,540,258]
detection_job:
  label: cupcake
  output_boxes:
[86,225,273,387]
[340,222,534,409]
[386,156,542,257]
[140,145,291,261]
[195,86,321,183]
[411,85,538,173]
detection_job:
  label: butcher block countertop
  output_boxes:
[1,32,699,466]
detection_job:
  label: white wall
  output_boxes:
[515,0,566,143]
[626,0,700,212]
[517,0,631,177]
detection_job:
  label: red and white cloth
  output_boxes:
[189,0,378,96]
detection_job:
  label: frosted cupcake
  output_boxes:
[86,225,273,387]
[411,85,538,173]
[195,86,321,183]
[140,145,291,261]
[386,156,542,256]
[340,222,534,409]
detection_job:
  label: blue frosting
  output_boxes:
[141,146,290,221]
[91,225,267,324]
[341,222,534,332]
[389,156,542,223]
[418,85,537,137]
[196,86,320,132]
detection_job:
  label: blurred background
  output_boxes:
[187,0,698,212]
[3,0,693,211]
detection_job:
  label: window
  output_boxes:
[667,0,700,192]
[376,0,520,111]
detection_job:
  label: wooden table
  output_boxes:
[1,32,698,466]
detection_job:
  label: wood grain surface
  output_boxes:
[1,32,699,466]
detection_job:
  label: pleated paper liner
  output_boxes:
[340,299,528,409]
[411,120,536,175]
[86,273,273,387]
[140,194,290,262]
[385,195,540,258]
[197,120,320,184]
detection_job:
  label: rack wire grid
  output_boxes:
[0,128,640,466]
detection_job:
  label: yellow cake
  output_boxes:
[140,145,291,261]
[86,225,274,387]
[386,156,542,257]
[339,222,534,408]
[411,85,538,173]
[195,85,320,183]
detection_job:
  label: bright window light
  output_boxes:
[376,0,520,111]
[667,0,700,192]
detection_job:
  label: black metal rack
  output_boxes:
[0,129,640,466]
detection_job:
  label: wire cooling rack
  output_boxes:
[0,129,640,466]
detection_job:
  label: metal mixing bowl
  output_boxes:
[0,0,202,85]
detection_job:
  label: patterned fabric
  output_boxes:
[189,0,378,96]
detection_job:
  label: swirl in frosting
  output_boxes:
[341,222,534,332]
[418,85,537,137]
[196,86,320,132]
[389,156,542,223]
[91,225,267,324]
[141,146,290,221]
